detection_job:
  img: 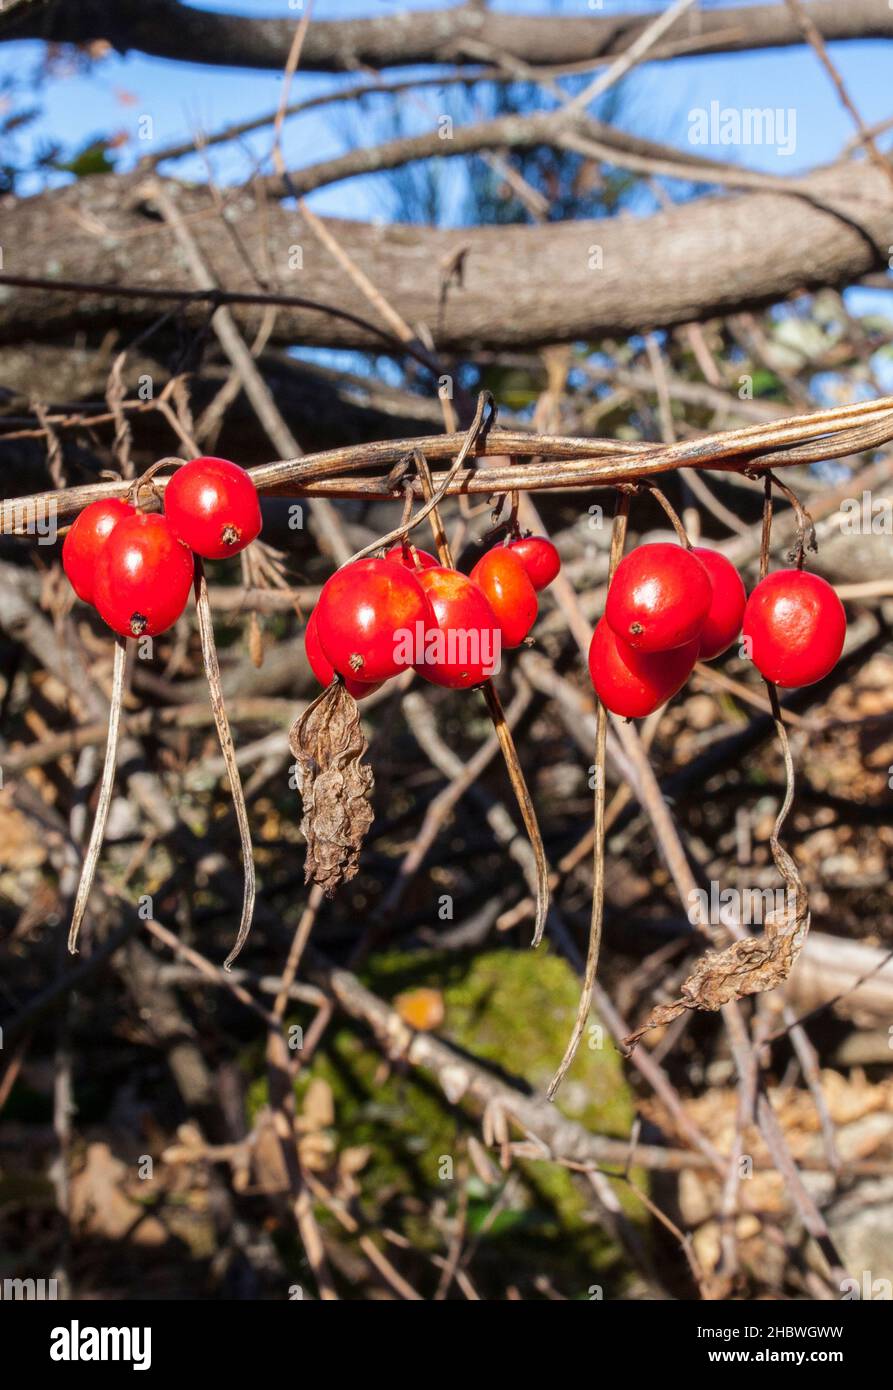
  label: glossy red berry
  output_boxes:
[589,619,699,718]
[692,547,747,661]
[384,542,439,572]
[470,546,538,649]
[62,497,134,605]
[164,456,261,559]
[93,513,194,638]
[413,567,502,689]
[304,608,382,700]
[315,557,432,683]
[743,570,846,688]
[509,535,561,591]
[606,542,711,652]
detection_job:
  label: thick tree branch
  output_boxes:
[266,110,792,201]
[3,0,893,73]
[1,162,892,354]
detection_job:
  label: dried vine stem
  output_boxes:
[548,491,629,1099]
[480,681,550,948]
[194,559,256,969]
[6,394,893,529]
[413,425,551,948]
[68,635,127,954]
[342,392,495,568]
[760,475,810,932]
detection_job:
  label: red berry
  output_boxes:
[384,542,439,572]
[692,547,747,661]
[413,567,502,689]
[93,513,194,638]
[62,497,134,605]
[315,557,432,683]
[509,535,561,591]
[606,542,711,652]
[470,546,538,649]
[304,608,382,700]
[164,456,261,559]
[743,570,846,688]
[589,619,699,718]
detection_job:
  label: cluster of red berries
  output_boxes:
[589,542,846,718]
[62,458,262,638]
[306,534,561,698]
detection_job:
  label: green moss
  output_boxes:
[245,948,645,1296]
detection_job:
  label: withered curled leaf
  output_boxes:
[624,890,810,1050]
[288,682,374,894]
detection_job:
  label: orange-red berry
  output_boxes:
[470,546,538,649]
[62,497,134,605]
[164,456,261,559]
[93,513,194,638]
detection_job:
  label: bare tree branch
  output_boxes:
[262,110,793,201]
[4,0,893,73]
[2,161,893,354]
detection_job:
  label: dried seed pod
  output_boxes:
[289,683,375,893]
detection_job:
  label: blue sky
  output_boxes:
[4,0,893,215]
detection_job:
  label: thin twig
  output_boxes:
[67,635,127,955]
[193,560,257,969]
[643,479,694,548]
[563,0,700,114]
[784,0,893,197]
[342,394,495,568]
[766,469,817,566]
[142,177,351,563]
[547,491,628,1100]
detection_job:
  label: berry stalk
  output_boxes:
[193,558,256,970]
[68,635,128,955]
[548,490,629,1099]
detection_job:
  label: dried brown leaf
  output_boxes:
[289,682,374,893]
[624,894,810,1049]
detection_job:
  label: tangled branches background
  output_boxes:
[1,0,893,1303]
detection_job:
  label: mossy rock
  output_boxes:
[369,948,634,1136]
[246,948,644,1297]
